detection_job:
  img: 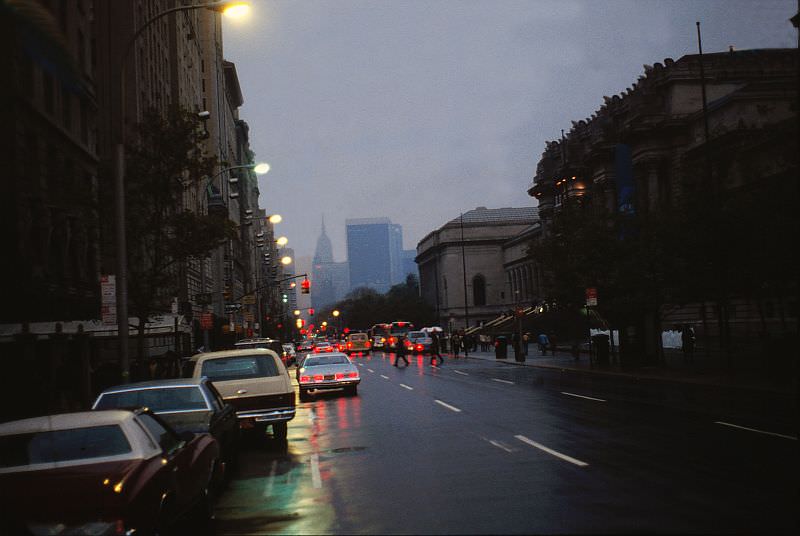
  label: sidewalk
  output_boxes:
[445,347,797,397]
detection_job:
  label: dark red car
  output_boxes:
[0,408,222,535]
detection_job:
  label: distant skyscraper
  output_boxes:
[402,249,418,282]
[346,217,404,294]
[312,217,338,309]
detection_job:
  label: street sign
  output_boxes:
[244,312,255,322]
[242,294,256,305]
[100,275,116,325]
[200,313,214,330]
[585,287,598,307]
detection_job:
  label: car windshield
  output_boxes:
[408,331,425,338]
[303,356,350,367]
[95,386,208,412]
[315,343,331,348]
[349,334,367,341]
[201,355,280,381]
[0,425,132,468]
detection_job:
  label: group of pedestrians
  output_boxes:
[393,331,444,367]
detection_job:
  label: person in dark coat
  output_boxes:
[682,325,696,364]
[394,334,409,367]
[512,332,522,362]
[430,331,443,366]
[451,333,461,358]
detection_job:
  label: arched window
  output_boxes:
[473,274,486,306]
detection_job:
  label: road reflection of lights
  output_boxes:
[336,397,349,430]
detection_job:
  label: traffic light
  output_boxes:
[301,278,311,294]
[308,308,314,316]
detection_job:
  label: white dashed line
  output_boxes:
[515,435,589,467]
[453,370,469,376]
[380,374,389,379]
[358,363,364,367]
[488,440,515,453]
[400,384,414,390]
[310,453,322,488]
[491,378,514,385]
[715,421,797,441]
[434,399,462,413]
[561,391,606,402]
[367,368,374,373]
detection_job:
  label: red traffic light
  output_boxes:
[308,308,314,316]
[343,328,350,334]
[301,278,311,294]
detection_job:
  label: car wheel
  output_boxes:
[273,421,288,440]
[347,384,358,396]
[299,389,310,402]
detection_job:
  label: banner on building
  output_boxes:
[100,275,116,325]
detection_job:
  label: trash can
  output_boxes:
[494,336,508,359]
[591,334,610,365]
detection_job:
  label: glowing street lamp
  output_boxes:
[280,256,293,266]
[276,236,288,247]
[268,214,282,224]
[253,162,270,175]
[332,310,340,317]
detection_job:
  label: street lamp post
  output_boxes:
[113,1,249,382]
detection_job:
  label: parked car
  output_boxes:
[344,331,372,355]
[0,408,221,535]
[297,352,360,401]
[92,377,239,464]
[407,330,433,353]
[187,349,295,440]
[234,338,293,366]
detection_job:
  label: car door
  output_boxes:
[137,413,198,516]
[206,382,237,451]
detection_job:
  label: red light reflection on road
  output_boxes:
[336,397,349,430]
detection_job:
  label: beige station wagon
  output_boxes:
[188,349,295,440]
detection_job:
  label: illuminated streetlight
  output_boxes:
[253,162,270,175]
[268,214,282,224]
[293,310,301,316]
[280,256,293,265]
[276,236,288,247]
[220,2,251,18]
[332,310,340,317]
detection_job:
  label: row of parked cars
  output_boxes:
[0,338,361,535]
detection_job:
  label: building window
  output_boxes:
[473,275,486,307]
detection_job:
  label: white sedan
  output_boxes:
[297,352,360,401]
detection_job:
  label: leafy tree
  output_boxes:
[125,107,237,360]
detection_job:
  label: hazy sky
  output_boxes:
[223,0,796,260]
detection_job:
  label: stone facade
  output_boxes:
[416,207,539,330]
[528,48,798,358]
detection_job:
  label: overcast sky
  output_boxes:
[223,0,796,261]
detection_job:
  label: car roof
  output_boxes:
[98,378,206,394]
[189,348,279,362]
[0,409,136,435]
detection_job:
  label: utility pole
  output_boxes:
[460,213,470,357]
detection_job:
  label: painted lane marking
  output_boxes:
[262,459,278,497]
[380,374,389,379]
[491,378,515,385]
[489,440,515,453]
[400,383,414,390]
[715,421,797,441]
[358,363,364,367]
[310,453,322,488]
[367,368,375,373]
[561,391,607,402]
[434,399,462,413]
[515,435,589,467]
[453,370,469,376]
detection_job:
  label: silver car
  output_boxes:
[297,352,360,401]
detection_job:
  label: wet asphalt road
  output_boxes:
[213,351,797,535]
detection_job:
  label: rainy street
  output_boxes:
[213,352,796,535]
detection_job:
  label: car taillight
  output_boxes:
[389,337,396,345]
[365,341,371,348]
[347,372,358,378]
[313,374,324,381]
[335,373,345,380]
[300,375,311,382]
[347,342,352,349]
[416,344,423,351]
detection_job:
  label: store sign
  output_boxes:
[100,275,116,325]
[585,287,598,307]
